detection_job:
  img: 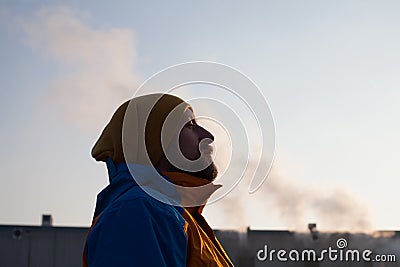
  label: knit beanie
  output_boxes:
[91,94,192,166]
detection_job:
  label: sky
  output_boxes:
[0,0,399,232]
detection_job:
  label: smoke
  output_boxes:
[205,163,374,232]
[19,6,140,131]
[262,167,374,232]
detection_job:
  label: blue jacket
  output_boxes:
[84,159,187,267]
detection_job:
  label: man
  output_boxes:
[83,94,233,266]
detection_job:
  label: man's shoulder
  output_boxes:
[86,186,188,267]
[102,186,184,224]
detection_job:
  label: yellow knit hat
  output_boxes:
[92,94,192,166]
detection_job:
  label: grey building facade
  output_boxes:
[1,216,398,267]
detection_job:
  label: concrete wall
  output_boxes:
[0,225,398,267]
[215,229,399,267]
[0,226,87,267]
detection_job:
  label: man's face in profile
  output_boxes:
[167,109,218,182]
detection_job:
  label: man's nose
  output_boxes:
[198,125,214,142]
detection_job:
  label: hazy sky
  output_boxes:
[1,0,399,232]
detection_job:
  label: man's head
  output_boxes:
[92,93,218,182]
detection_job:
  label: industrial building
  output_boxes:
[0,215,398,267]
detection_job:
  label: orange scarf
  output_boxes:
[163,172,234,267]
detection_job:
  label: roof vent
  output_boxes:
[308,223,318,240]
[42,214,53,227]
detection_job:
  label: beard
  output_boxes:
[158,142,218,182]
[164,156,218,182]
[177,161,218,182]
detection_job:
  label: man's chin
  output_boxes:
[186,162,218,182]
[172,162,218,182]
